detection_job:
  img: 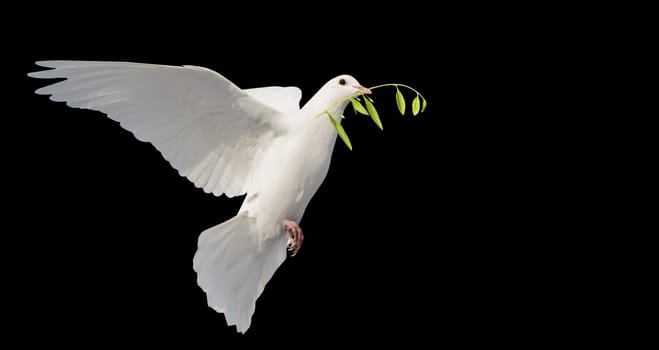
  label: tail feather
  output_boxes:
[193,211,287,333]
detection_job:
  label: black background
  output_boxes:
[4,5,584,347]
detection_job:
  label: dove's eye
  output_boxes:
[339,78,346,86]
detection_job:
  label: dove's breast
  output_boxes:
[239,123,338,241]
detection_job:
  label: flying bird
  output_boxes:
[29,61,371,333]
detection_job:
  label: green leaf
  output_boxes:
[327,113,352,151]
[350,99,369,115]
[412,95,420,116]
[365,95,375,103]
[421,96,427,113]
[395,87,406,115]
[364,97,383,130]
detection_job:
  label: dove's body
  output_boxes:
[193,116,340,331]
[29,61,362,333]
[242,99,347,231]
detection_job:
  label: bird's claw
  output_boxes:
[283,219,304,256]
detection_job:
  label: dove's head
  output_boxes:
[325,74,371,99]
[308,74,370,115]
[302,74,371,126]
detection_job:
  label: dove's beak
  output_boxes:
[354,85,372,94]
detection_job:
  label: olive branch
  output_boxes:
[316,84,427,150]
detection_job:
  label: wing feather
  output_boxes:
[29,60,287,197]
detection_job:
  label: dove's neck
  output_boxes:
[300,94,350,125]
[286,95,348,150]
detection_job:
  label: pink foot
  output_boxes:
[283,219,304,256]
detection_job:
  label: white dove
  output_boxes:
[28,60,371,333]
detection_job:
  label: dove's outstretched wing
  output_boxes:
[29,60,298,197]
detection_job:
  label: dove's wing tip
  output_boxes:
[27,61,52,78]
[34,60,69,68]
[27,61,64,78]
[28,61,73,77]
[33,60,112,69]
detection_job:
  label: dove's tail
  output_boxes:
[192,211,287,333]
